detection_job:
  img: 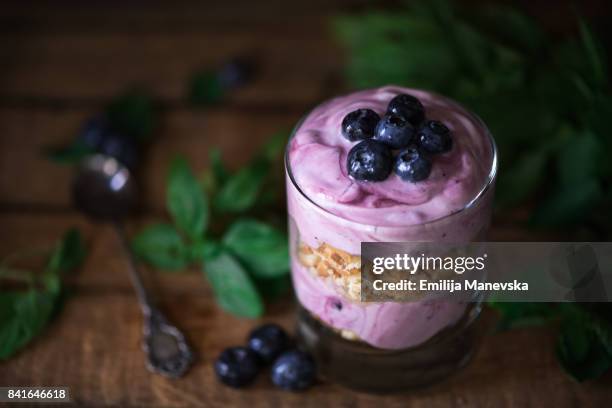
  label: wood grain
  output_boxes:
[1,215,611,406]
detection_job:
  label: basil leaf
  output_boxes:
[167,157,209,240]
[203,250,263,318]
[46,228,86,274]
[223,219,289,278]
[215,160,268,213]
[0,289,58,360]
[132,223,191,270]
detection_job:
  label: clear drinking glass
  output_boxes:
[285,100,498,392]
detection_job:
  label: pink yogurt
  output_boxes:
[286,86,497,350]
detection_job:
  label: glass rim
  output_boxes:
[284,94,499,230]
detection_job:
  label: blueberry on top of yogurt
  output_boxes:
[341,108,380,141]
[347,139,393,181]
[417,120,453,154]
[387,93,425,126]
[373,114,415,149]
[395,146,432,182]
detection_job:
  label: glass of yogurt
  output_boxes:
[285,86,498,392]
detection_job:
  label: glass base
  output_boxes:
[296,304,483,393]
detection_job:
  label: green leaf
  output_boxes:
[531,180,602,226]
[556,312,612,382]
[215,159,268,213]
[188,71,223,106]
[557,131,602,186]
[497,150,548,207]
[210,148,229,186]
[253,274,292,301]
[203,250,263,318]
[46,228,86,274]
[223,219,289,278]
[106,89,155,142]
[578,19,608,88]
[488,302,556,330]
[258,131,288,162]
[44,142,95,164]
[132,223,191,270]
[471,5,545,53]
[0,289,58,360]
[167,157,209,240]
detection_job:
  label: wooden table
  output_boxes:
[1,1,611,406]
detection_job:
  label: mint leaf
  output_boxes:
[578,19,608,88]
[167,157,209,240]
[106,90,155,142]
[46,229,86,274]
[45,142,95,164]
[557,131,602,186]
[188,71,223,106]
[223,219,289,278]
[203,250,263,318]
[253,275,292,301]
[0,289,58,360]
[531,180,602,226]
[210,148,229,186]
[488,302,556,330]
[132,223,191,270]
[215,160,268,213]
[497,150,548,207]
[556,311,612,382]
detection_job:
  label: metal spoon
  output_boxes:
[72,154,194,378]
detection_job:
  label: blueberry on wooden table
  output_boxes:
[214,347,260,388]
[247,323,289,364]
[271,350,316,391]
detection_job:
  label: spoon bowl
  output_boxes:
[72,154,138,221]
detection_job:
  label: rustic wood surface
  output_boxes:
[1,1,611,407]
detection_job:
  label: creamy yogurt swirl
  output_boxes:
[288,86,493,226]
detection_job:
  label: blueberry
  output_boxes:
[271,350,316,391]
[217,57,256,89]
[395,146,432,182]
[214,346,260,388]
[387,93,425,126]
[247,324,289,364]
[97,132,139,169]
[417,120,452,154]
[374,114,415,149]
[341,109,380,141]
[77,116,111,150]
[347,140,393,182]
